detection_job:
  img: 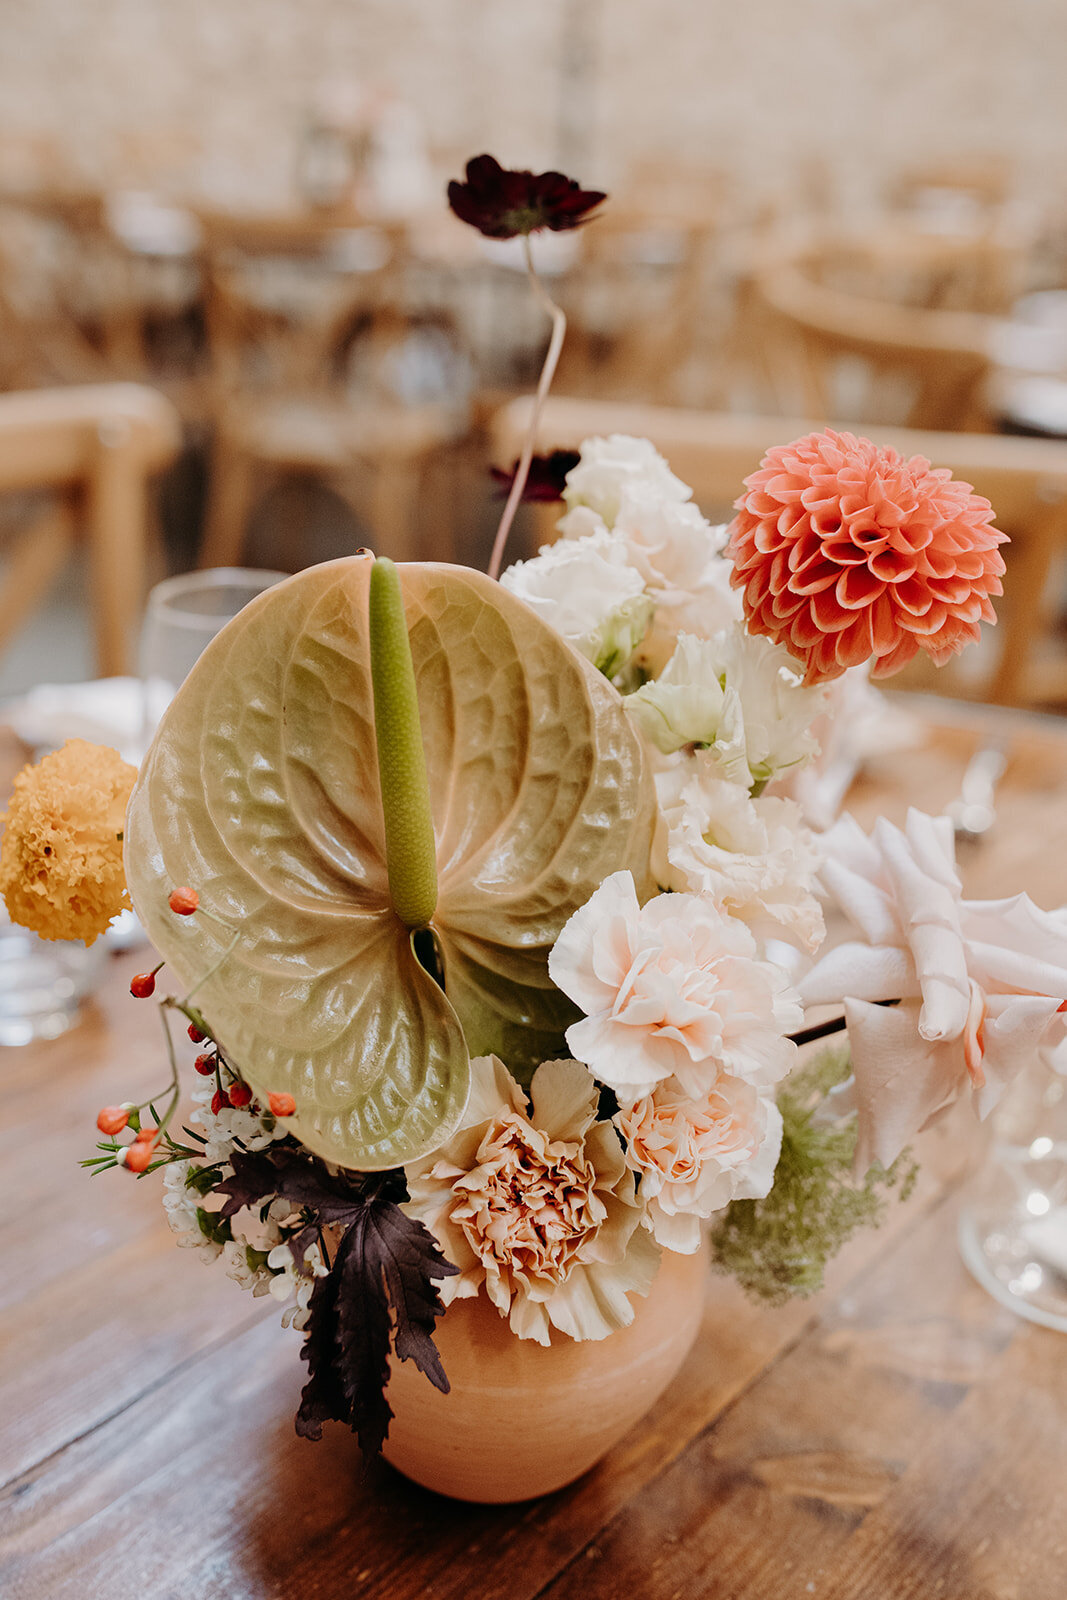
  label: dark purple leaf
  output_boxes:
[295,1215,393,1455]
[448,153,606,240]
[490,450,581,503]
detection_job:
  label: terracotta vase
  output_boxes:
[382,1243,708,1503]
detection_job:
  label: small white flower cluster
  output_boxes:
[501,437,836,1254]
[160,1082,327,1332]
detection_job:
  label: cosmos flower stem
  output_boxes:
[487,236,567,582]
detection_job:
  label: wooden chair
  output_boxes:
[196,210,472,567]
[0,384,181,677]
[557,203,718,406]
[753,255,996,431]
[491,395,1067,708]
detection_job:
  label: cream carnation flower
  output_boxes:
[500,528,652,677]
[627,630,822,789]
[403,1055,660,1346]
[548,870,801,1099]
[616,1075,783,1253]
[635,553,743,677]
[561,485,717,595]
[652,761,824,951]
[562,433,691,526]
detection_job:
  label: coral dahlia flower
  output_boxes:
[727,430,1007,684]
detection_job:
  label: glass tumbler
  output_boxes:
[958,1059,1067,1333]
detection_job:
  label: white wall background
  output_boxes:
[0,0,1063,212]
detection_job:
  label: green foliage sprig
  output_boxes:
[710,1045,918,1305]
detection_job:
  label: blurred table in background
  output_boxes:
[1,696,1066,1600]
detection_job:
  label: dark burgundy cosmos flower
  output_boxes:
[448,154,606,240]
[489,450,581,502]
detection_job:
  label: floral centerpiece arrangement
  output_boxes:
[6,155,1067,1501]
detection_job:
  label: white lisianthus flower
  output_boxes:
[548,870,801,1100]
[652,761,825,952]
[626,630,823,790]
[562,433,691,526]
[625,632,750,787]
[500,528,652,677]
[403,1055,660,1346]
[615,1076,784,1253]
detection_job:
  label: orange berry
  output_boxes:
[229,1083,252,1108]
[134,1124,158,1146]
[268,1092,296,1118]
[97,1106,129,1136]
[130,971,157,999]
[210,1088,231,1115]
[168,886,199,916]
[125,1141,154,1173]
[194,1051,216,1076]
[188,1022,207,1043]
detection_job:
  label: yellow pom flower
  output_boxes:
[0,739,138,945]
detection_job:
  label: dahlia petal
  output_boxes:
[836,566,886,611]
[821,537,872,567]
[812,586,857,633]
[869,547,917,583]
[869,633,919,678]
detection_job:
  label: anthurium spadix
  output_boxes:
[125,555,656,1170]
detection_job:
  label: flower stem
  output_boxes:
[486,235,567,582]
[369,557,438,928]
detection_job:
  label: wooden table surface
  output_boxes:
[2,700,1066,1600]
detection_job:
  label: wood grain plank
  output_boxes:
[532,1192,1033,1600]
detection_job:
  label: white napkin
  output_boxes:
[2,676,173,766]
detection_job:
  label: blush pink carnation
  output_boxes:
[548,870,801,1099]
[615,1075,783,1253]
[727,430,1007,684]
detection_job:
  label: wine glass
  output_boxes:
[139,568,289,722]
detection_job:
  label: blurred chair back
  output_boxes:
[754,257,994,431]
[0,384,181,676]
[198,209,407,404]
[491,395,1067,708]
[197,210,472,569]
[0,190,150,387]
[559,204,716,405]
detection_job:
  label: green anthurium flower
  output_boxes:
[125,556,656,1171]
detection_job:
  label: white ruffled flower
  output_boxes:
[635,553,743,676]
[562,433,691,526]
[500,528,652,677]
[615,1075,784,1253]
[561,485,716,594]
[548,869,802,1100]
[627,630,822,789]
[653,759,824,951]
